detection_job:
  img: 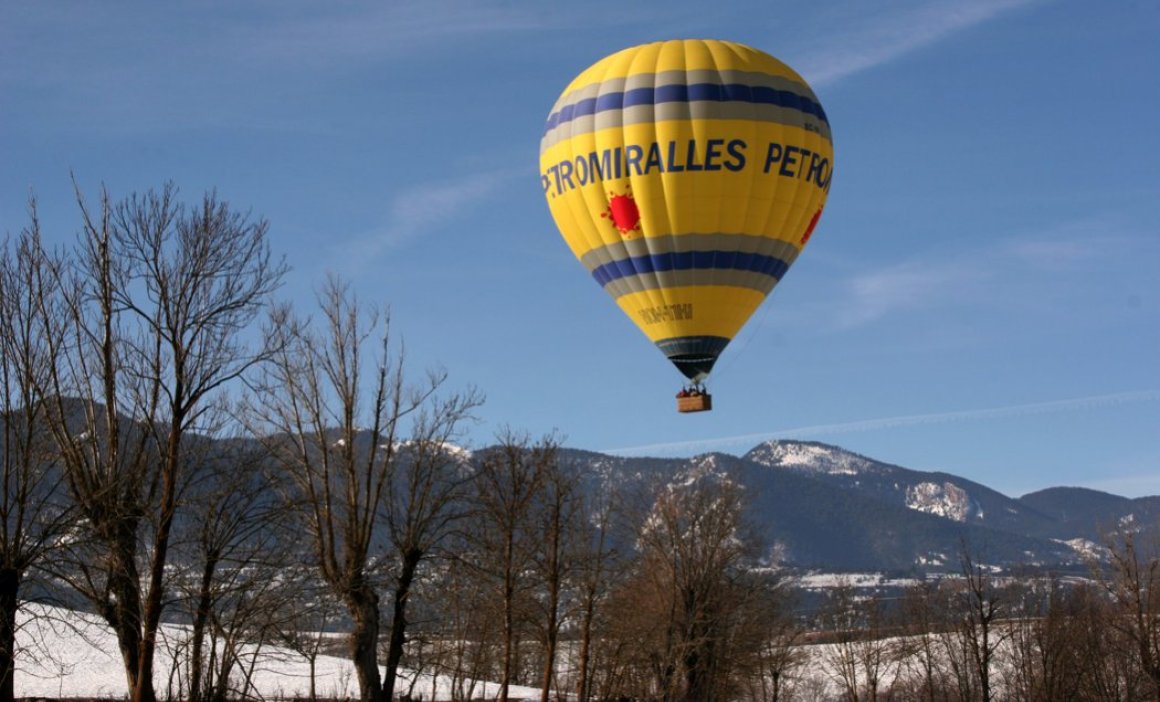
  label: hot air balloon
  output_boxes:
[540,39,832,412]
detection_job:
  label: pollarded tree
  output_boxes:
[42,182,285,702]
[251,276,478,702]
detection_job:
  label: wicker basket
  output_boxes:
[677,394,712,413]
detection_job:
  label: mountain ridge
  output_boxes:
[558,439,1155,572]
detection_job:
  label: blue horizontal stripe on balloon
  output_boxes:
[545,83,828,134]
[591,250,791,287]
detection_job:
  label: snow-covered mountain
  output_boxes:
[745,440,884,477]
[741,440,1064,534]
[561,440,1157,572]
[747,441,988,523]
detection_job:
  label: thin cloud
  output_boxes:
[814,224,1151,331]
[337,168,521,271]
[998,220,1146,272]
[835,259,980,329]
[799,0,1043,86]
[604,389,1160,456]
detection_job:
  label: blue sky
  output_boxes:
[3,0,1158,497]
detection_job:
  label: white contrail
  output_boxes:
[800,0,1044,87]
[604,389,1160,457]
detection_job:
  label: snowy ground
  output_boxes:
[16,603,542,700]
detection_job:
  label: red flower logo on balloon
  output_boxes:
[601,189,642,237]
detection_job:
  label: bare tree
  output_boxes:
[467,432,554,702]
[528,451,585,702]
[429,551,500,702]
[171,431,299,702]
[272,571,345,702]
[751,604,805,702]
[820,582,898,702]
[380,396,480,702]
[598,555,669,700]
[41,182,284,702]
[252,276,476,702]
[1095,521,1160,700]
[821,586,862,701]
[626,462,762,702]
[1002,575,1089,702]
[896,579,955,702]
[0,204,76,702]
[1067,579,1142,702]
[571,465,622,702]
[952,544,1009,702]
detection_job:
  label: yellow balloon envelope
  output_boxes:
[540,39,832,381]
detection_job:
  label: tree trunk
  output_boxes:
[384,550,421,702]
[575,506,609,702]
[575,596,594,702]
[681,593,719,702]
[210,631,235,702]
[684,645,713,702]
[106,524,145,698]
[538,567,560,702]
[0,567,19,702]
[349,585,383,702]
[134,420,182,702]
[189,555,217,702]
[309,654,318,702]
[500,536,515,702]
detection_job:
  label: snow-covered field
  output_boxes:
[15,598,1069,700]
[16,603,541,700]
